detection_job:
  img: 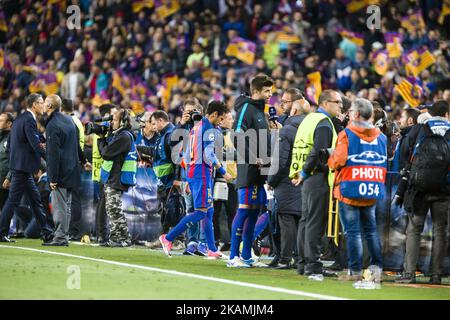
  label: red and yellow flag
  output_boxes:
[401,10,426,33]
[306,72,322,105]
[384,32,403,58]
[155,0,180,20]
[439,0,450,24]
[225,37,257,65]
[336,28,364,47]
[132,0,155,13]
[403,49,436,77]
[394,78,423,108]
[371,49,389,76]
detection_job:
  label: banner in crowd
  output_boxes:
[225,37,257,65]
[341,0,381,13]
[401,10,426,33]
[403,49,436,77]
[439,0,450,24]
[384,32,403,59]
[306,71,322,105]
[336,27,364,46]
[371,49,389,76]
[394,77,423,107]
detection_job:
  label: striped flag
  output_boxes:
[439,0,450,24]
[384,32,403,58]
[43,72,59,95]
[92,91,111,107]
[0,10,7,33]
[225,37,257,65]
[371,49,389,76]
[401,10,426,33]
[306,72,322,105]
[0,48,4,69]
[336,27,364,46]
[132,0,155,13]
[341,0,381,13]
[112,69,131,97]
[155,0,181,20]
[403,49,436,77]
[394,77,423,107]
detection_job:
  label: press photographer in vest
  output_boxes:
[394,100,450,285]
[150,111,176,234]
[289,90,340,276]
[327,98,387,282]
[97,108,137,247]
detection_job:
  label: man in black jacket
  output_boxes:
[228,74,274,268]
[268,95,311,269]
[0,112,13,211]
[98,109,136,247]
[42,94,80,246]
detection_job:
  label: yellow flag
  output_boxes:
[306,72,322,105]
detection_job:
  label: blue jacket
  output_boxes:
[45,111,81,189]
[8,111,45,174]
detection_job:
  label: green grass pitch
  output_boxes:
[0,239,449,300]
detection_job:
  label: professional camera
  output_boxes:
[318,148,334,163]
[85,115,113,136]
[393,168,410,207]
[190,110,203,122]
[136,145,155,164]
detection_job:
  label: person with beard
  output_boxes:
[278,88,303,126]
[42,95,80,246]
[391,108,420,173]
[0,113,14,211]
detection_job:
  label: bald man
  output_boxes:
[43,94,81,246]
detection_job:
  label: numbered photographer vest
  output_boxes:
[100,131,137,186]
[289,112,337,186]
[339,128,387,200]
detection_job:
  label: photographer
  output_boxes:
[327,98,386,282]
[395,100,450,285]
[90,104,115,245]
[135,112,158,177]
[150,111,176,235]
[174,98,208,255]
[98,108,137,247]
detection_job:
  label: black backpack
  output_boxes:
[163,187,186,227]
[408,124,450,193]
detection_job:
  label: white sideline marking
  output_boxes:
[0,245,349,300]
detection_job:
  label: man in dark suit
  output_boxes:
[42,94,80,246]
[0,94,53,243]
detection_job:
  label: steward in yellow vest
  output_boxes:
[289,90,341,275]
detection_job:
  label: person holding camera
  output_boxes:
[159,101,232,258]
[41,94,81,246]
[150,111,176,235]
[394,100,450,285]
[98,108,137,247]
[91,104,115,245]
[327,98,386,282]
[289,90,340,276]
[173,98,208,255]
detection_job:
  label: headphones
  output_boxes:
[120,109,131,128]
[374,110,387,128]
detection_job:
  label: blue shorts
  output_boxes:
[188,177,213,209]
[238,185,267,207]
